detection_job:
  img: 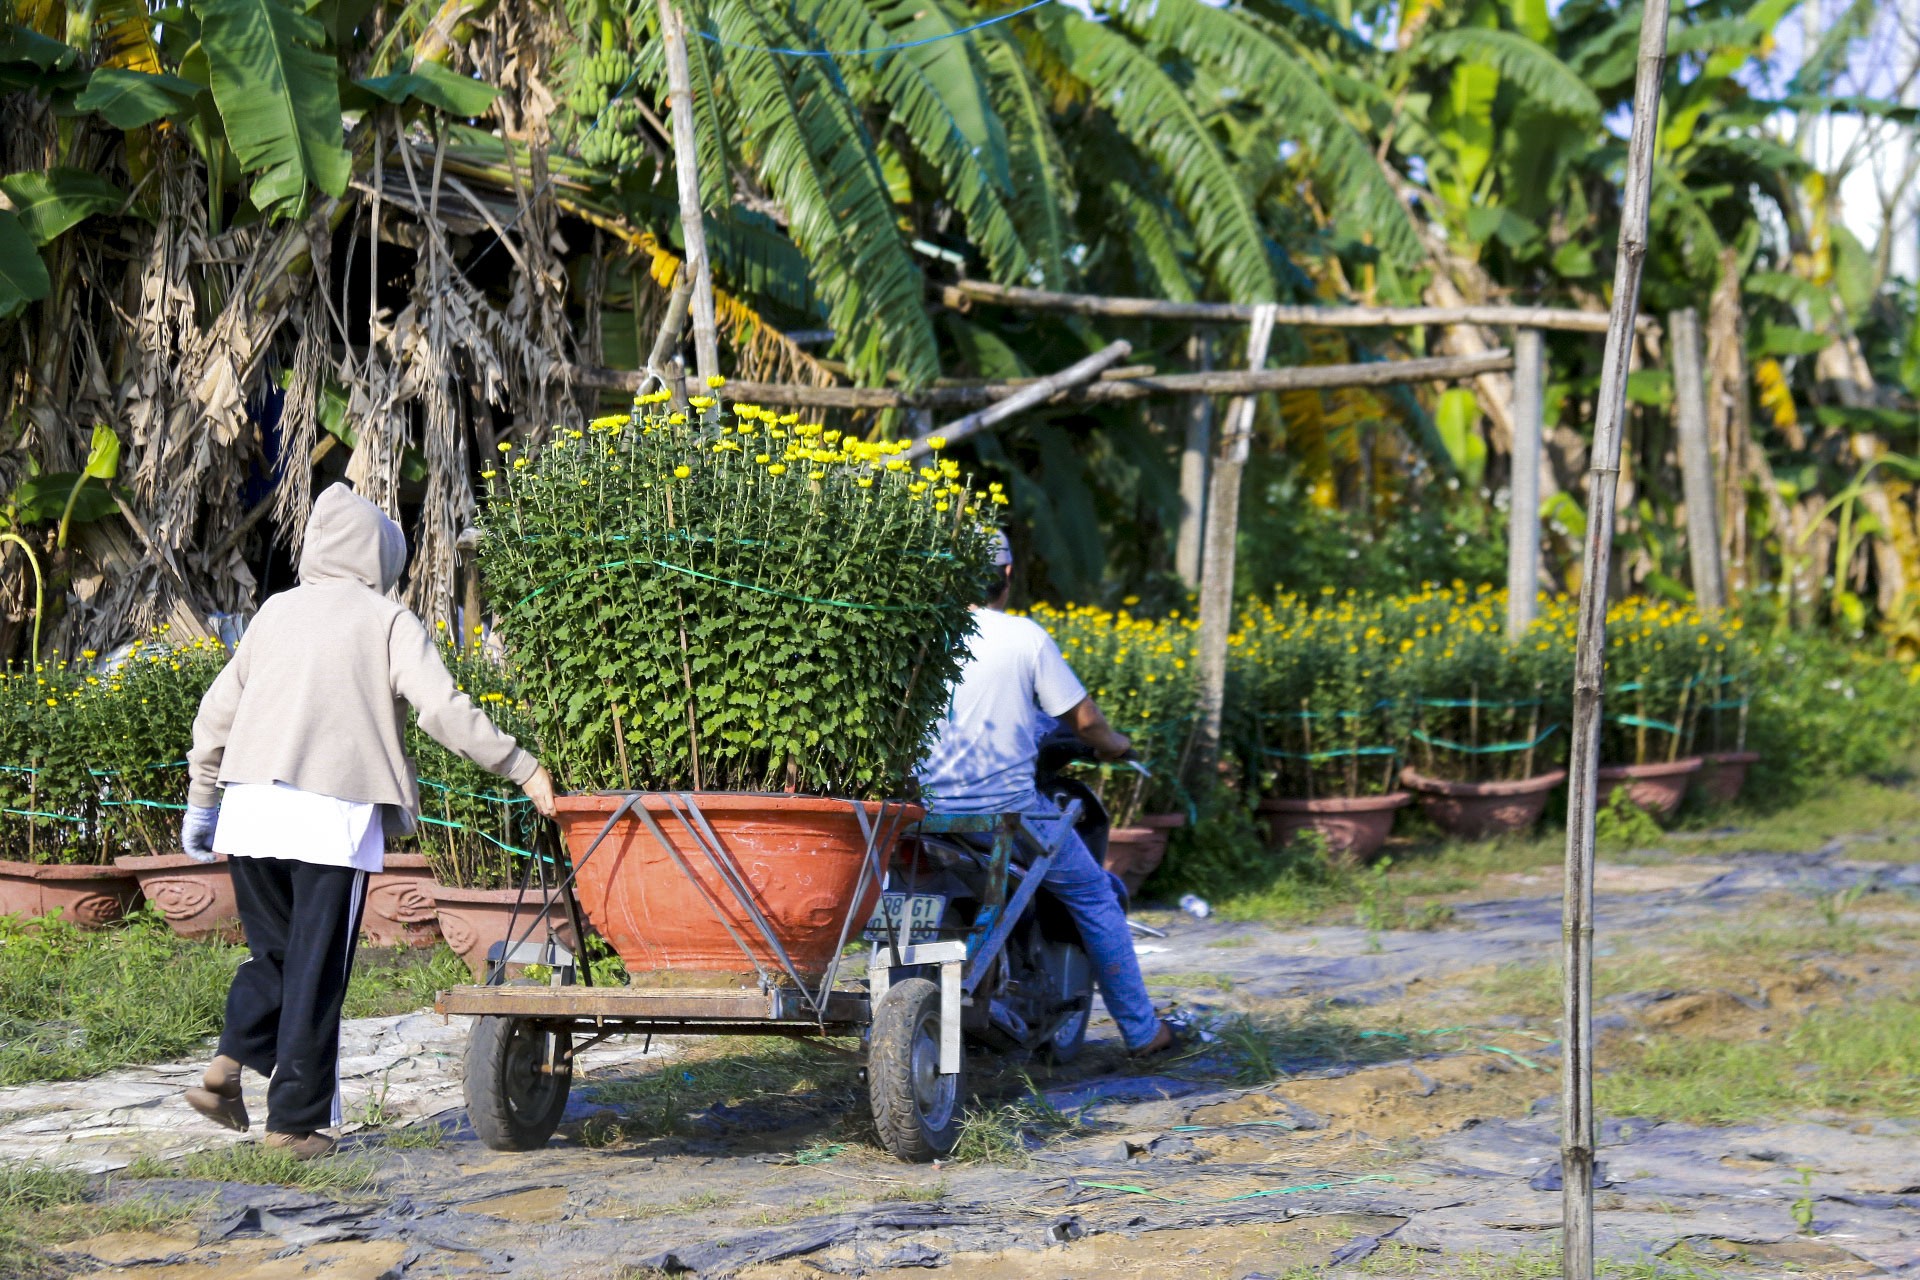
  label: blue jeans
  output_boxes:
[1017,797,1161,1051]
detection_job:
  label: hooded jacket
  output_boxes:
[187,484,536,831]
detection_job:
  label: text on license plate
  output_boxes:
[863,892,946,942]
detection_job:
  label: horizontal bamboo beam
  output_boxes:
[906,340,1133,459]
[943,280,1644,334]
[570,349,1514,411]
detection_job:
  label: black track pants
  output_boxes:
[218,857,367,1135]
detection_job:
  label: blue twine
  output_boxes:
[695,0,1053,58]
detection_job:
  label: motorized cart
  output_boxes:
[436,791,1090,1161]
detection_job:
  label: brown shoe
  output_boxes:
[264,1131,338,1161]
[1128,1019,1184,1060]
[184,1055,249,1132]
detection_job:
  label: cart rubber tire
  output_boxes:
[868,978,960,1162]
[464,1015,572,1151]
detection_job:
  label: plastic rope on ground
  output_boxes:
[1075,1172,1404,1205]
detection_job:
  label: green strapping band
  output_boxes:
[1264,745,1398,762]
[1411,724,1561,755]
[1609,714,1679,734]
[511,558,937,614]
[419,777,531,805]
[1414,696,1542,710]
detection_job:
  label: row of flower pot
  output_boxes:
[0,852,572,979]
[1258,750,1761,863]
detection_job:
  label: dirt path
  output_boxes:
[19,841,1920,1279]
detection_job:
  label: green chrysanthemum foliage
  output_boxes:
[478,392,996,800]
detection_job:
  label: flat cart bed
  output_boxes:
[435,984,870,1036]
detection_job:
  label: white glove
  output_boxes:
[181,805,220,863]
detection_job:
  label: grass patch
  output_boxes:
[0,1164,203,1280]
[951,1077,1087,1166]
[588,1038,857,1139]
[1677,774,1920,860]
[342,945,469,1019]
[129,1142,380,1194]
[375,1122,451,1150]
[1601,994,1920,1124]
[1211,1009,1484,1084]
[0,909,241,1086]
[1334,1243,1731,1278]
[1145,970,1237,991]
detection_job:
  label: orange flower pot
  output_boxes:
[1597,757,1702,822]
[1695,751,1759,807]
[1257,792,1411,865]
[0,859,142,928]
[554,793,917,978]
[363,852,443,949]
[113,853,242,940]
[430,883,578,980]
[1400,768,1567,841]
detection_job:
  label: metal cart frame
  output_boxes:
[435,795,1079,1159]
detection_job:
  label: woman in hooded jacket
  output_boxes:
[179,483,556,1159]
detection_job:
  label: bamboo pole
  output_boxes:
[571,349,1514,410]
[1670,307,1727,613]
[657,0,720,385]
[1561,4,1669,1277]
[1176,334,1213,588]
[942,280,1644,333]
[1192,306,1277,772]
[903,341,1133,460]
[1508,328,1544,638]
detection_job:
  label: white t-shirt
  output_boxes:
[916,608,1088,814]
[213,782,386,872]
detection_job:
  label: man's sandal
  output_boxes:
[184,1055,249,1133]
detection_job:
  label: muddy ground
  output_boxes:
[8,832,1920,1280]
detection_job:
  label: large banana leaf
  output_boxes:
[356,61,501,115]
[94,0,163,74]
[1416,28,1600,119]
[74,68,206,127]
[974,23,1075,287]
[1040,7,1276,304]
[0,209,49,319]
[798,0,1030,283]
[1099,0,1422,273]
[194,0,351,216]
[0,168,128,244]
[704,0,938,388]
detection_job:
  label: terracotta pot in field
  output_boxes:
[1597,757,1703,822]
[0,859,143,928]
[1400,768,1567,841]
[430,883,579,980]
[1694,751,1760,808]
[1103,827,1168,896]
[113,853,241,940]
[362,853,443,948]
[554,793,919,978]
[1257,793,1411,865]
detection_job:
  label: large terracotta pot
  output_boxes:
[1257,792,1411,865]
[1695,751,1760,808]
[113,853,241,940]
[362,852,443,948]
[1400,768,1567,840]
[429,883,579,980]
[0,859,142,928]
[554,793,918,978]
[1102,812,1186,895]
[1597,757,1703,822]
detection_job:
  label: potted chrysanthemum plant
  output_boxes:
[1394,584,1570,840]
[477,388,993,979]
[1237,590,1411,864]
[1596,599,1716,823]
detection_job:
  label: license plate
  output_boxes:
[863,892,946,943]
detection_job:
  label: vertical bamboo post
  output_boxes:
[1508,327,1544,638]
[1176,333,1214,589]
[1561,5,1669,1278]
[1670,306,1727,613]
[657,0,720,385]
[1192,306,1277,772]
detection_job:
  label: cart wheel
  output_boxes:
[868,978,960,1162]
[464,1015,571,1151]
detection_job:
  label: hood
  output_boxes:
[298,483,408,592]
